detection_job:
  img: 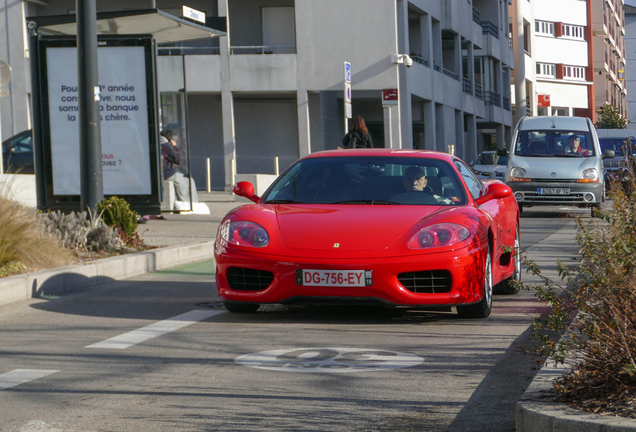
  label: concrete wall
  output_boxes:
[233,99,299,175]
[295,0,398,91]
[187,94,225,191]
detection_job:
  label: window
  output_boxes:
[562,24,584,40]
[454,160,483,200]
[564,65,586,80]
[523,20,531,54]
[535,20,555,36]
[536,63,556,78]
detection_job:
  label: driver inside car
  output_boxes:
[402,167,452,204]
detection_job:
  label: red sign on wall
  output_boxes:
[538,94,551,108]
[382,89,398,101]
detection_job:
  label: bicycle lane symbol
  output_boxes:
[234,348,424,373]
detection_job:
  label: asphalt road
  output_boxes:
[0,205,591,432]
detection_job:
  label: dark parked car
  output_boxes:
[599,136,635,191]
[2,130,33,174]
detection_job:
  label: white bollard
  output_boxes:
[275,156,279,176]
[206,158,211,193]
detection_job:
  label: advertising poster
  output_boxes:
[46,46,151,195]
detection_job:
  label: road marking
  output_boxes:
[236,347,425,373]
[0,369,59,391]
[86,310,223,349]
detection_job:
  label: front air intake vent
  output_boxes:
[398,270,452,293]
[227,267,274,291]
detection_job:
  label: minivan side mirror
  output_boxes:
[602,149,616,159]
[232,181,261,203]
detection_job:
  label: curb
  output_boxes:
[516,362,636,431]
[0,241,216,306]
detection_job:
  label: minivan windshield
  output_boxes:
[514,130,595,157]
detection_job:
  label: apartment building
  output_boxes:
[510,0,626,125]
[625,0,636,129]
[592,0,627,118]
[1,0,513,191]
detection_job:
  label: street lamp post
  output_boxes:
[76,0,103,214]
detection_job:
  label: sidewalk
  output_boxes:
[141,191,243,247]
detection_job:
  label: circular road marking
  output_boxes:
[235,347,425,373]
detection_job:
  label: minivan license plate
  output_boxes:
[538,188,570,195]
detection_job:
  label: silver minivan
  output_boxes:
[504,116,615,215]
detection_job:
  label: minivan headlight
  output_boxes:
[577,168,599,183]
[509,167,530,182]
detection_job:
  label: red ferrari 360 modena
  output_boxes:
[214,149,521,318]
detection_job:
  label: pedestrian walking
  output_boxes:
[341,116,373,149]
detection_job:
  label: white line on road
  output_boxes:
[86,309,224,350]
[0,369,59,391]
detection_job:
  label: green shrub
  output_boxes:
[517,153,636,417]
[97,196,139,237]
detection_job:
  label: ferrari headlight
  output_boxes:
[221,220,270,247]
[577,168,599,183]
[408,223,471,249]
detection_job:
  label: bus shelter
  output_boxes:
[27,9,225,215]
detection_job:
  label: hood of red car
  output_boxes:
[274,204,442,250]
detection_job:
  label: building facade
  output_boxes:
[1,0,513,191]
[623,0,635,129]
[510,0,627,126]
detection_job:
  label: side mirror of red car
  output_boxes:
[475,182,512,206]
[232,181,261,203]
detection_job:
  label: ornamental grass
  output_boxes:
[0,179,71,276]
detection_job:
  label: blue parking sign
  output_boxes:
[344,62,351,83]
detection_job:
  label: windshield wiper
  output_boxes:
[264,199,307,204]
[332,199,401,205]
[522,153,555,157]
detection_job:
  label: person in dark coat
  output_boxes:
[342,116,373,148]
[160,129,198,202]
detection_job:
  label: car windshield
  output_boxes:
[514,130,595,157]
[261,156,468,206]
[476,153,507,165]
[599,137,636,156]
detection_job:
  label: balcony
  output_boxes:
[475,84,484,101]
[411,55,429,67]
[462,77,472,95]
[230,45,297,55]
[480,21,499,39]
[443,68,460,80]
[503,96,511,111]
[472,7,480,24]
[484,91,501,107]
[158,42,220,56]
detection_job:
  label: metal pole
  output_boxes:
[28,23,46,209]
[182,54,193,211]
[274,156,279,176]
[77,0,103,215]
